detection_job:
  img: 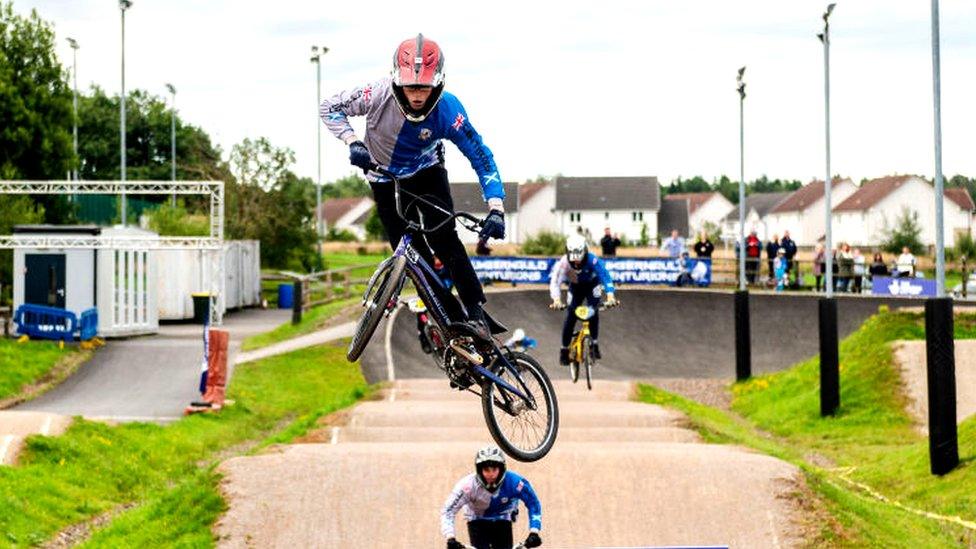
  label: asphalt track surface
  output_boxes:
[359,287,918,383]
[15,308,289,421]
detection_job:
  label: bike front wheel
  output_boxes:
[346,255,406,362]
[482,352,559,462]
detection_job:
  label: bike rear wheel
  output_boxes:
[582,335,593,390]
[346,255,406,362]
[482,352,559,462]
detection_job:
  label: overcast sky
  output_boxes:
[14,0,976,188]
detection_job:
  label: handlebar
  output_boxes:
[369,164,486,237]
[549,301,618,311]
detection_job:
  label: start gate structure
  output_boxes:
[0,180,226,325]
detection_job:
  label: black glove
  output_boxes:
[524,532,542,548]
[446,538,464,549]
[479,209,505,240]
[348,140,373,172]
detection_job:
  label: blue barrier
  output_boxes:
[78,308,99,341]
[13,304,100,343]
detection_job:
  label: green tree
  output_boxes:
[521,230,565,255]
[365,207,387,242]
[0,1,76,223]
[77,86,229,182]
[0,195,45,303]
[323,173,370,199]
[0,1,72,179]
[880,207,924,255]
[225,137,320,270]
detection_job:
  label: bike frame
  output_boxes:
[376,228,532,403]
[571,320,591,361]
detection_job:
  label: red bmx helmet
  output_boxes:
[391,34,445,122]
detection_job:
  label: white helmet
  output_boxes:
[474,445,507,492]
[566,234,588,265]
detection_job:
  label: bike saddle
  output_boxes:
[482,309,508,335]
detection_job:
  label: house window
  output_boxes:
[569,212,581,222]
[604,212,609,220]
[632,211,643,222]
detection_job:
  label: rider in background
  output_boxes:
[320,34,504,333]
[442,446,543,549]
[549,234,617,365]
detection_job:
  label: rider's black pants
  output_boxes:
[370,165,486,313]
[467,519,513,549]
[561,280,601,347]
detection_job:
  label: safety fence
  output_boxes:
[262,263,376,324]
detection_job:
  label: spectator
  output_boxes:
[837,242,854,292]
[661,229,686,258]
[765,234,780,281]
[693,230,714,258]
[600,227,621,257]
[773,248,788,292]
[895,246,916,278]
[813,243,826,292]
[869,252,889,280]
[780,231,798,283]
[745,230,762,284]
[852,248,866,293]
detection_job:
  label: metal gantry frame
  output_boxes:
[0,180,226,324]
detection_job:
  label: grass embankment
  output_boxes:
[240,297,360,351]
[0,342,370,547]
[0,339,91,405]
[640,309,976,547]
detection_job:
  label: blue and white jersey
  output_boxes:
[440,472,542,539]
[320,77,503,202]
[549,252,615,301]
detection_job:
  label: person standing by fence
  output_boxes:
[765,234,780,282]
[780,231,798,285]
[813,243,826,292]
[693,230,714,258]
[745,230,762,284]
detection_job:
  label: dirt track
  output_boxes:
[217,380,804,548]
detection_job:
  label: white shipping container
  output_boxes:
[156,240,261,320]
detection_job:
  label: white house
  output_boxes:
[553,176,660,244]
[663,192,735,236]
[721,191,791,243]
[319,197,375,241]
[516,182,555,243]
[764,178,856,246]
[450,182,520,244]
[832,175,974,247]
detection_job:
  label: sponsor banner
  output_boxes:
[604,257,711,286]
[471,256,711,286]
[871,276,937,297]
[471,257,555,283]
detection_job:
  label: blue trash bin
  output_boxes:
[278,283,294,309]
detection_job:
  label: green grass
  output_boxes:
[240,297,360,351]
[0,339,90,402]
[0,342,370,547]
[639,309,976,546]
